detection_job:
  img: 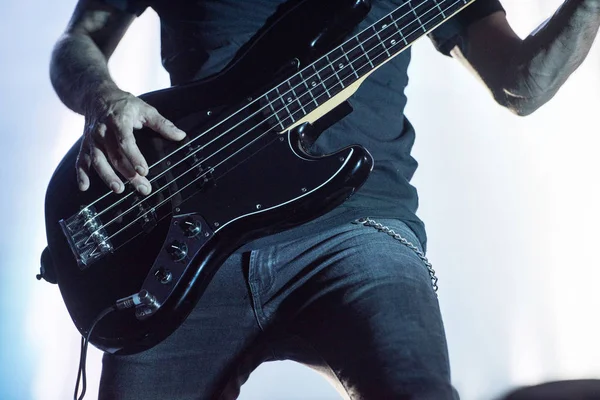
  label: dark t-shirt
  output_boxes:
[103,0,504,251]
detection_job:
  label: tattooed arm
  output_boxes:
[50,0,185,194]
[451,0,600,116]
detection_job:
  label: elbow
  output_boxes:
[494,67,565,117]
[493,88,548,117]
[506,100,541,117]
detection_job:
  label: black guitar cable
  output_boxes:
[74,305,116,400]
[73,290,157,400]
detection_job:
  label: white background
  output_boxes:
[1,0,599,399]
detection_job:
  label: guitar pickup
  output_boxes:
[182,146,213,188]
[185,144,204,168]
[131,194,158,233]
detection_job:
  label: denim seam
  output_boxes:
[248,249,268,333]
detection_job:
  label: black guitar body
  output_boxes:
[44,0,373,354]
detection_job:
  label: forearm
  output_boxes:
[504,0,600,115]
[50,32,121,115]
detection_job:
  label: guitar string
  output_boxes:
[80,0,461,224]
[84,0,464,250]
[80,0,451,245]
[81,0,447,230]
[82,0,466,253]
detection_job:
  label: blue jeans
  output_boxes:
[99,218,458,399]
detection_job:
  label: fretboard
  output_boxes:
[263,0,475,130]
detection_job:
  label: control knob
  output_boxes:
[167,240,188,262]
[154,267,172,284]
[181,217,202,237]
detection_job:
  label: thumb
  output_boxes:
[143,107,186,141]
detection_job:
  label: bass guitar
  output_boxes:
[42,0,476,354]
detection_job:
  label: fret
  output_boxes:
[325,54,345,89]
[415,0,447,37]
[432,0,447,18]
[328,48,354,85]
[357,26,378,57]
[390,8,408,46]
[268,91,290,126]
[342,49,359,79]
[302,66,327,104]
[274,84,298,124]
[408,0,427,33]
[267,114,285,131]
[310,62,333,101]
[372,19,392,58]
[263,92,286,131]
[289,73,318,115]
[392,4,418,41]
[280,0,474,120]
[357,27,386,68]
[297,73,319,108]
[279,81,303,118]
[416,0,437,24]
[355,31,376,71]
[383,30,403,56]
[343,36,372,74]
[376,14,397,38]
[392,2,434,45]
[285,79,307,116]
[315,57,344,97]
[369,35,388,66]
[356,41,375,71]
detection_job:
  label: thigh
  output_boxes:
[273,219,457,399]
[99,252,268,400]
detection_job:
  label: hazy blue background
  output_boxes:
[1,1,599,399]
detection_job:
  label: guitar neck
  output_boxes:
[263,0,476,130]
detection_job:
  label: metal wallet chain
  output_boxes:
[353,217,439,293]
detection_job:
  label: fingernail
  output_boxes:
[137,184,150,195]
[110,182,121,192]
[135,166,147,176]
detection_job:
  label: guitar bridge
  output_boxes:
[60,206,113,268]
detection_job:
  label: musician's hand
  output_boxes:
[77,89,186,195]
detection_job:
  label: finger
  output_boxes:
[109,118,150,178]
[89,144,125,194]
[143,107,186,141]
[75,146,92,192]
[105,144,152,195]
